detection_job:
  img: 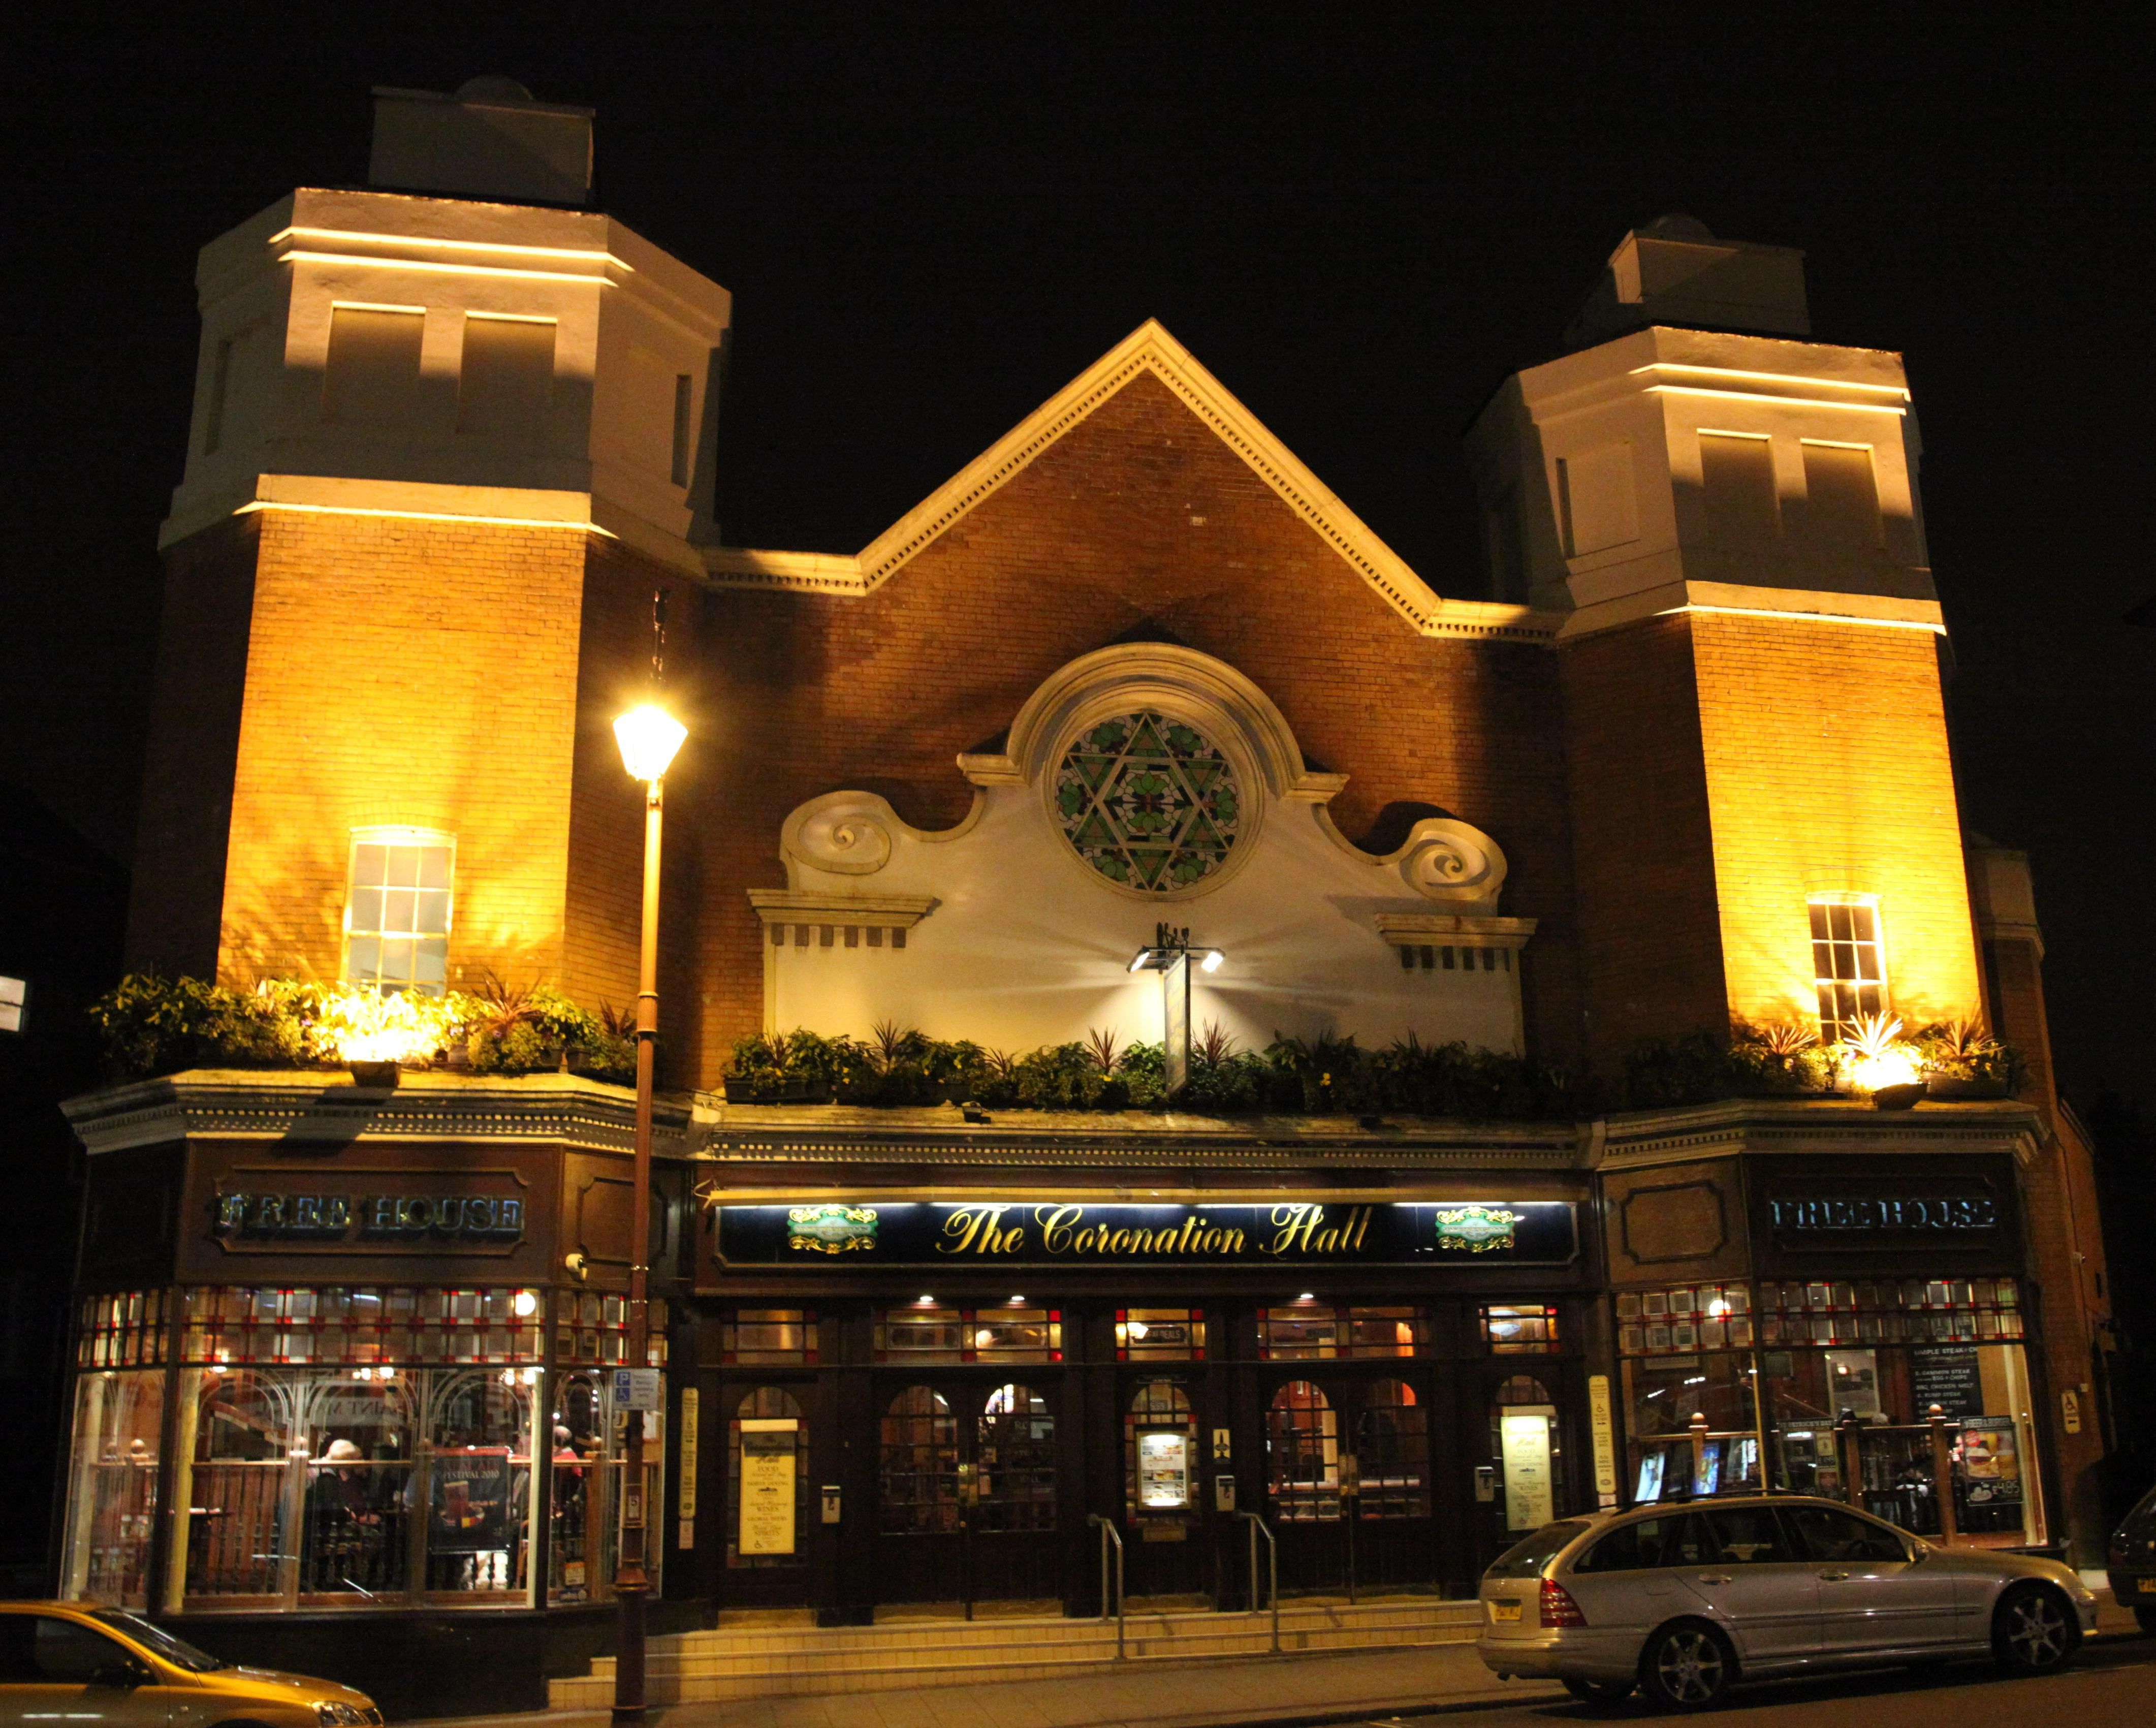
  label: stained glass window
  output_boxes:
[1055,711,1241,892]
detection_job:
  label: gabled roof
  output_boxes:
[704,320,1556,642]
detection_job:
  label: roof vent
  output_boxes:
[1564,215,1809,350]
[367,79,594,206]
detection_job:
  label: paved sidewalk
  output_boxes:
[428,1594,2149,1728]
[437,1643,1563,1728]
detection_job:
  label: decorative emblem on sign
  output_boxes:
[1434,1204,1521,1253]
[786,1205,880,1253]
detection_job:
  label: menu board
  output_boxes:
[738,1420,797,1555]
[1910,1346,1984,1419]
[1137,1429,1191,1510]
[1500,1410,1554,1531]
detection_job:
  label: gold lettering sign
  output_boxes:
[931,1203,1375,1260]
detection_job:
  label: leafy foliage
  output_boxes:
[88,973,636,1084]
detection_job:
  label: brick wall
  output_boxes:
[683,371,1579,1086]
[212,510,588,992]
[1558,614,1728,1065]
[562,541,707,1046]
[1691,615,1982,1030]
[126,515,262,977]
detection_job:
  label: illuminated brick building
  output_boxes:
[57,86,2111,1710]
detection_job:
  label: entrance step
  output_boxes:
[547,1599,1483,1708]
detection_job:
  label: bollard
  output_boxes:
[1928,1404,1958,1545]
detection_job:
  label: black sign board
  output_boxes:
[714,1200,1578,1268]
[1909,1346,1985,1419]
[1767,1192,1999,1236]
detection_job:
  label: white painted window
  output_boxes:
[0,975,24,1033]
[1699,430,1780,544]
[323,304,425,428]
[457,314,556,437]
[1809,895,1886,1039]
[343,829,454,995]
[1801,441,1883,546]
[670,373,694,486]
[1556,440,1638,556]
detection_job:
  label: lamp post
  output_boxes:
[1128,924,1223,1099]
[610,700,686,1726]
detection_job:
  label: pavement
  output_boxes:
[425,1593,2147,1728]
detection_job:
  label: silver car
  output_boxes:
[1476,1493,2096,1709]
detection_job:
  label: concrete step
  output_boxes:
[547,1601,1482,1709]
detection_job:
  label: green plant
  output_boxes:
[1085,1026,1123,1074]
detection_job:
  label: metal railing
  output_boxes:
[1087,1514,1125,1660]
[1238,1511,1279,1653]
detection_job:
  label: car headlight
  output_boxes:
[315,1703,367,1726]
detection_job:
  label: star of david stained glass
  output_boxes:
[1055,711,1242,892]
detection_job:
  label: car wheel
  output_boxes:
[1640,1621,1734,1710]
[1562,1676,1635,1706]
[1992,1583,2079,1675]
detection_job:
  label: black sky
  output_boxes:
[6,8,2150,1108]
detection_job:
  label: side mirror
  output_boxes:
[92,1661,149,1689]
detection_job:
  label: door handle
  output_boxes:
[1818,1570,1851,1581]
[1696,1574,1733,1584]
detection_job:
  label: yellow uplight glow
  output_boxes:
[270,227,630,267]
[615,703,687,782]
[1643,384,1907,415]
[318,987,456,1066]
[1848,1045,1924,1092]
[280,249,618,286]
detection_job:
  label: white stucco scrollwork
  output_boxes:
[781,792,898,876]
[1394,817,1509,910]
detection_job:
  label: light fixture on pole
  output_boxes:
[610,598,684,1726]
[1127,923,1224,1099]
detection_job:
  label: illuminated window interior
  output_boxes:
[1258,1304,1427,1360]
[1481,1304,1560,1354]
[343,830,454,995]
[1116,1308,1204,1360]
[1809,896,1885,1040]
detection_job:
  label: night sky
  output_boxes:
[8,11,2149,1108]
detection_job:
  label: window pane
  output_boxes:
[419,847,452,891]
[414,939,448,987]
[354,843,388,887]
[415,889,450,935]
[346,935,381,980]
[386,846,421,889]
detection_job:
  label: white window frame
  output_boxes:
[1808,892,1887,1040]
[342,827,456,996]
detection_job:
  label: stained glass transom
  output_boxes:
[1055,711,1241,892]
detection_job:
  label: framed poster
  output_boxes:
[738,1419,797,1556]
[1824,1348,1882,1420]
[1137,1428,1192,1510]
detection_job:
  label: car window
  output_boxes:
[1574,1512,1716,1572]
[8,1618,134,1684]
[2123,1485,2156,1540]
[89,1612,224,1673]
[1703,1504,1793,1563]
[1486,1520,1592,1578]
[1785,1504,1909,1563]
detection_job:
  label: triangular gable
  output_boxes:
[705,320,1556,643]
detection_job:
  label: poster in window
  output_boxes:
[1500,1410,1554,1530]
[1960,1416,2023,1506]
[430,1447,513,1555]
[738,1420,797,1555]
[1824,1348,1882,1420]
[1137,1429,1191,1510]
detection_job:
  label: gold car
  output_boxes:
[0,1603,381,1728]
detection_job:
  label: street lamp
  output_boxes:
[610,698,684,1725]
[1128,924,1224,1099]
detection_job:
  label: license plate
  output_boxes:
[2136,1578,2156,1595]
[1489,1598,1523,1622]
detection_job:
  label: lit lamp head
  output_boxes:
[614,702,687,784]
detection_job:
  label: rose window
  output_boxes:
[1054,710,1242,891]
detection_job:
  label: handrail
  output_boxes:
[1237,1511,1279,1653]
[1088,1514,1125,1660]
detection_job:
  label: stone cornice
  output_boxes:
[1593,1096,2041,1172]
[62,1069,694,1158]
[690,1103,1586,1173]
